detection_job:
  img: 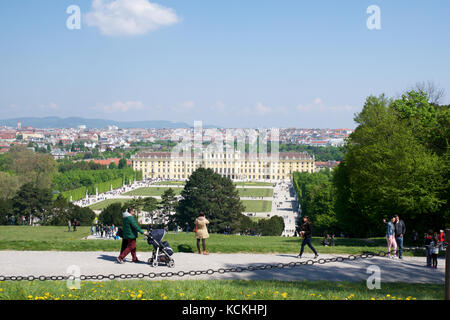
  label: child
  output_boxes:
[431,236,439,269]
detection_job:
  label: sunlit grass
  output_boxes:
[0,280,443,300]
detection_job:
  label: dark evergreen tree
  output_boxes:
[176,168,245,233]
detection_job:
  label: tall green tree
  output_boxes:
[12,183,53,225]
[176,168,245,233]
[2,145,57,190]
[333,93,447,237]
[161,188,178,228]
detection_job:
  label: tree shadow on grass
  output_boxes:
[177,244,194,253]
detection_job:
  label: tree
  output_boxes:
[412,81,446,105]
[118,158,127,169]
[176,168,245,233]
[293,170,338,235]
[99,203,124,226]
[333,93,447,237]
[12,183,53,225]
[161,188,178,228]
[0,199,13,225]
[45,196,96,226]
[0,172,21,200]
[258,216,285,236]
[108,162,117,169]
[2,145,57,190]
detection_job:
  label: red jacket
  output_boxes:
[438,232,445,242]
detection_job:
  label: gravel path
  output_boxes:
[0,251,445,284]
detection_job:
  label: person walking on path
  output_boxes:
[430,234,439,269]
[297,216,319,259]
[383,217,397,259]
[394,215,406,259]
[194,212,210,255]
[117,207,148,264]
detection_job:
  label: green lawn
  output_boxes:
[153,181,186,186]
[234,182,274,187]
[0,226,422,256]
[242,200,272,212]
[238,188,273,198]
[123,187,182,197]
[0,279,442,300]
[88,199,137,211]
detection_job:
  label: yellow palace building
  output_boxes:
[131,150,315,181]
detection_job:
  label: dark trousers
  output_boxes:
[119,239,137,261]
[396,236,404,258]
[120,238,128,255]
[431,254,438,268]
[300,237,318,256]
[426,246,432,266]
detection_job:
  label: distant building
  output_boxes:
[132,149,315,181]
[315,160,340,172]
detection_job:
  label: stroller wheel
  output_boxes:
[168,260,175,268]
[147,258,153,264]
[152,260,158,268]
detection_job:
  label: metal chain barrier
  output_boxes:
[0,247,424,282]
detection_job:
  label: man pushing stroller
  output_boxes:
[117,207,148,264]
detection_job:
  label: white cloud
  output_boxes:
[94,101,145,113]
[255,102,272,115]
[85,0,180,36]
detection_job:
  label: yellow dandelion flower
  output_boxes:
[281,293,288,299]
[27,295,33,299]
[179,293,185,297]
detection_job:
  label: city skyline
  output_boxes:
[1,0,449,129]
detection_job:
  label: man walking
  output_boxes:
[394,214,406,259]
[117,207,148,264]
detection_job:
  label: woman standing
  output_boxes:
[383,217,397,259]
[195,212,210,255]
[297,216,319,259]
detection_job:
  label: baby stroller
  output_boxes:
[146,229,175,268]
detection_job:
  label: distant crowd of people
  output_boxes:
[93,224,120,240]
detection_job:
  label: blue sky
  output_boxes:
[1,0,449,128]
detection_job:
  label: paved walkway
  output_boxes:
[0,251,444,284]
